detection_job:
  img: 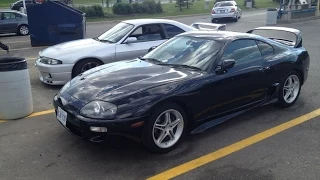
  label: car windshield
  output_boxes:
[215,2,234,7]
[96,22,134,43]
[142,36,222,71]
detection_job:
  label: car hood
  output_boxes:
[64,59,205,103]
[40,38,112,58]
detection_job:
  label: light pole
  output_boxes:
[23,0,26,9]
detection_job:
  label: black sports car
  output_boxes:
[53,26,310,153]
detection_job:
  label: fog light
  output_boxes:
[90,126,108,132]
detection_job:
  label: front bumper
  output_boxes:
[35,59,74,85]
[211,12,237,19]
[53,94,147,142]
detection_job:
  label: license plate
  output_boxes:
[219,10,225,13]
[57,107,67,126]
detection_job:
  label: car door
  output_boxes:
[205,39,271,118]
[1,12,19,33]
[115,23,167,61]
[0,12,4,34]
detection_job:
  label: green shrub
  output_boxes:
[155,1,163,13]
[76,5,104,18]
[112,2,133,15]
[113,0,163,15]
[132,3,143,14]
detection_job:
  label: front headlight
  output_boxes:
[39,57,62,65]
[80,101,117,119]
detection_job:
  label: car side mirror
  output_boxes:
[148,46,157,52]
[215,59,235,73]
[124,37,137,44]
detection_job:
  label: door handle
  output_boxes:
[259,67,271,72]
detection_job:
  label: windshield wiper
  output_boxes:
[163,64,202,71]
[92,37,113,43]
[138,57,163,64]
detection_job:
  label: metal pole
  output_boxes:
[23,0,26,9]
[317,0,320,16]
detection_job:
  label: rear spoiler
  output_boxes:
[190,22,226,31]
[246,26,302,48]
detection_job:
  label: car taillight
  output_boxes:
[211,9,215,14]
[230,8,235,12]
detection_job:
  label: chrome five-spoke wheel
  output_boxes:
[152,109,184,149]
[283,74,300,104]
[278,71,301,107]
[143,103,187,153]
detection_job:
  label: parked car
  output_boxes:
[211,0,242,22]
[35,19,226,85]
[53,26,309,153]
[10,0,36,11]
[0,10,29,35]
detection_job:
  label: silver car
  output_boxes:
[35,19,225,85]
[0,10,29,35]
[211,1,242,22]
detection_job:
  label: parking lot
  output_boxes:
[0,10,320,180]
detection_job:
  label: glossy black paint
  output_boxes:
[53,29,310,140]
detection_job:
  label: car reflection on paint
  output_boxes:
[53,26,310,153]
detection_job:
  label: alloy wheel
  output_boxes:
[80,62,101,73]
[152,109,184,149]
[283,74,300,103]
[20,25,29,35]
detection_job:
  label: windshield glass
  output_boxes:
[97,22,134,43]
[215,2,234,7]
[142,36,222,71]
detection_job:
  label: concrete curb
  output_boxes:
[86,8,268,24]
[277,15,320,24]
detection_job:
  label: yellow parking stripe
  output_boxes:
[0,109,55,123]
[147,108,320,180]
[27,109,55,118]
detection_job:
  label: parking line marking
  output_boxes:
[147,108,320,180]
[3,40,30,44]
[27,109,55,118]
[0,109,55,124]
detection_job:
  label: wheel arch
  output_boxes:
[145,97,195,130]
[71,57,104,78]
[17,24,29,34]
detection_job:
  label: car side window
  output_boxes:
[129,24,166,42]
[3,13,16,20]
[256,41,274,58]
[163,24,185,38]
[221,39,263,69]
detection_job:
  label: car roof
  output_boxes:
[177,30,263,41]
[0,9,22,13]
[121,18,188,26]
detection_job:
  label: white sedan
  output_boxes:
[211,1,242,22]
[35,18,226,85]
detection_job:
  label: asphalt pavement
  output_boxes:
[0,10,319,180]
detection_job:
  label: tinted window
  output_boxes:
[221,39,263,68]
[163,24,185,38]
[128,24,166,42]
[215,2,234,7]
[256,41,274,58]
[3,12,16,19]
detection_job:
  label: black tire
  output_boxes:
[72,58,103,78]
[142,102,188,153]
[211,19,217,23]
[277,70,302,108]
[18,24,29,36]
